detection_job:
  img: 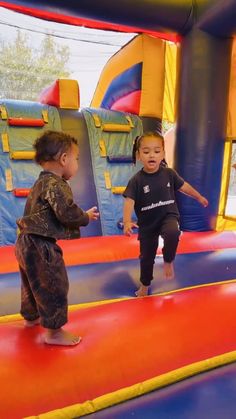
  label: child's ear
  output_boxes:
[59,152,67,166]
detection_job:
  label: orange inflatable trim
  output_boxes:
[1,231,236,275]
[13,188,31,197]
[8,117,45,127]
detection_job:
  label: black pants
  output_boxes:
[15,234,69,329]
[139,217,181,286]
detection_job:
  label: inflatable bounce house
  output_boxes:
[1,1,236,418]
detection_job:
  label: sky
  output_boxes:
[0,7,135,107]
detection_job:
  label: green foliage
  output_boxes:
[0,31,71,101]
[162,119,174,135]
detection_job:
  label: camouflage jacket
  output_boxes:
[17,171,89,240]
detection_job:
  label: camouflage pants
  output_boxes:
[15,234,69,329]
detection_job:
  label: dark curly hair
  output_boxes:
[34,130,78,164]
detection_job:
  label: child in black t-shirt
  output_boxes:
[123,131,208,297]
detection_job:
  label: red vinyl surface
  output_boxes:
[0,282,235,418]
[1,231,236,274]
[8,117,45,126]
[13,188,31,197]
[0,2,180,42]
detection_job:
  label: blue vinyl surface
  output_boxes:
[101,62,142,109]
[0,248,236,316]
[85,363,236,419]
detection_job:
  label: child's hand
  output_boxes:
[232,163,236,169]
[124,221,138,236]
[198,196,208,207]
[86,206,100,221]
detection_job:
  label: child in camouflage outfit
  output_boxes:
[15,130,99,346]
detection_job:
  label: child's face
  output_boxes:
[62,143,79,180]
[137,136,165,173]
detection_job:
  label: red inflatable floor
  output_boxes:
[0,281,236,418]
[1,231,236,274]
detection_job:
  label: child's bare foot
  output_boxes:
[164,262,174,280]
[44,328,81,346]
[135,285,149,297]
[24,318,40,327]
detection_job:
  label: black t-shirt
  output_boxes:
[123,167,184,234]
